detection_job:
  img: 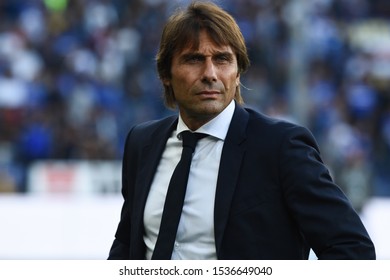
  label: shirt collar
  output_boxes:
[176,100,235,141]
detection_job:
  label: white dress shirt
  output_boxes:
[143,100,235,259]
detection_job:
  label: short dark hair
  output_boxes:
[156,1,250,109]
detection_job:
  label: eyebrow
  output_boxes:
[179,51,234,61]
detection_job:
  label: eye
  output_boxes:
[214,54,233,64]
[184,54,204,63]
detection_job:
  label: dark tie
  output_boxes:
[151,130,206,260]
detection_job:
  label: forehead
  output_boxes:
[176,30,233,55]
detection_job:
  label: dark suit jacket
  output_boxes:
[108,104,375,259]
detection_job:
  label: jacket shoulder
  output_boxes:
[242,106,320,150]
[244,107,308,133]
[132,115,177,134]
[126,115,176,140]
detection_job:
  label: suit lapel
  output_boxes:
[214,105,248,257]
[130,116,178,258]
[135,118,177,207]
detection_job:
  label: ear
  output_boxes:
[235,75,240,86]
[163,78,170,87]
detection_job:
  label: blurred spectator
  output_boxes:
[0,0,388,206]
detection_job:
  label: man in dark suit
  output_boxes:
[108,1,375,260]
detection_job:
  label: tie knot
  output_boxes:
[180,131,207,151]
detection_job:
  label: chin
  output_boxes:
[197,105,224,118]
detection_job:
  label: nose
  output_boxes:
[201,58,217,83]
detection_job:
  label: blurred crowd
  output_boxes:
[0,0,390,209]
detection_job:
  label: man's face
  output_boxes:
[165,30,240,130]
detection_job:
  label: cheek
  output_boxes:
[171,77,187,91]
[225,73,240,91]
[171,72,197,91]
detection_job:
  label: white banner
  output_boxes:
[27,160,121,194]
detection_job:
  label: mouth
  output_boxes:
[196,90,221,98]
